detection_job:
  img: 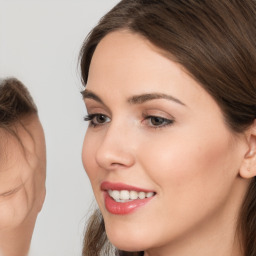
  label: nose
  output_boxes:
[95,123,135,170]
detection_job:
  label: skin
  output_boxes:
[82,30,255,256]
[0,115,46,256]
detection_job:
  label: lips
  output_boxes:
[101,181,156,215]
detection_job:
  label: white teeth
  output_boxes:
[146,192,154,198]
[120,190,130,200]
[108,190,113,197]
[138,192,146,199]
[108,190,155,202]
[111,190,120,201]
[130,190,138,200]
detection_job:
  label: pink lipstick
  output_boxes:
[101,182,156,215]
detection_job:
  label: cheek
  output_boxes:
[0,158,45,230]
[82,133,106,212]
[27,145,47,213]
[139,129,239,209]
[82,132,99,184]
[0,189,30,230]
[82,134,91,175]
[130,129,242,243]
[0,158,29,229]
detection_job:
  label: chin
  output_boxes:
[110,238,146,253]
[105,224,151,252]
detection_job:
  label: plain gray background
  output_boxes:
[0,1,119,255]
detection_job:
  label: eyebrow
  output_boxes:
[82,89,185,106]
[81,89,104,104]
[128,93,185,105]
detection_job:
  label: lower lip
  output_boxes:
[104,192,154,215]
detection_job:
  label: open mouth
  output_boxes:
[101,182,156,214]
[108,190,156,203]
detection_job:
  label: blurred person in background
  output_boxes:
[0,78,46,256]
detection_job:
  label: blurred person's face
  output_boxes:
[82,31,250,254]
[0,115,46,230]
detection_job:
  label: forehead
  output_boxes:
[87,31,206,105]
[89,30,174,80]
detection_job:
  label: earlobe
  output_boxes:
[239,120,256,179]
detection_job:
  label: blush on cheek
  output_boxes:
[144,130,237,195]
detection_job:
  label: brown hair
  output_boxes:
[0,77,38,138]
[79,1,256,255]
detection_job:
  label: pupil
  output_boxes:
[152,117,163,125]
[97,115,105,123]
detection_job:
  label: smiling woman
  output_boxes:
[79,1,256,256]
[0,78,46,256]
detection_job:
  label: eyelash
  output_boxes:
[84,113,174,129]
[84,113,110,127]
[142,115,174,129]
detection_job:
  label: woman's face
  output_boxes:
[82,31,249,253]
[0,115,46,230]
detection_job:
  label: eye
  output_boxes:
[143,115,174,128]
[84,113,110,127]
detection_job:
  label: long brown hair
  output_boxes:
[79,1,256,255]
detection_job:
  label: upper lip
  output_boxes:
[101,181,155,193]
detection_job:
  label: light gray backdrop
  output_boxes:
[0,1,119,255]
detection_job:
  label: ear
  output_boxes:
[240,120,256,179]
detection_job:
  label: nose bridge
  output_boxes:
[96,118,135,169]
